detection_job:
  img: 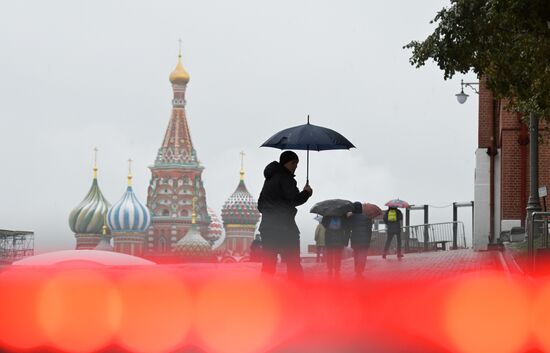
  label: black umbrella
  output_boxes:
[310,199,353,217]
[260,116,355,183]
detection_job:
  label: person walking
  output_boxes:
[348,202,372,278]
[382,206,404,259]
[314,219,326,263]
[249,234,263,262]
[322,215,349,280]
[257,151,313,281]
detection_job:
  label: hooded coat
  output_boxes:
[348,213,372,249]
[258,161,311,240]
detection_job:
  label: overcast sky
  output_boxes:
[0,0,478,253]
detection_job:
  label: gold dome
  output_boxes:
[169,54,190,84]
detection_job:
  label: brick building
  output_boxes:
[474,79,549,249]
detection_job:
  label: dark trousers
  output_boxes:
[325,246,343,277]
[261,234,303,281]
[383,231,402,255]
[353,248,368,275]
[316,245,325,263]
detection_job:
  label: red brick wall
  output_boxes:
[500,100,524,220]
[478,78,494,148]
[479,84,550,222]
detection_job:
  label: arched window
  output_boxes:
[162,209,170,216]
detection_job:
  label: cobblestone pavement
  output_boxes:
[167,249,509,282]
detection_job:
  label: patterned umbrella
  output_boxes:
[385,198,410,209]
[362,203,382,218]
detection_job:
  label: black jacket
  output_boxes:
[321,216,350,248]
[258,161,311,237]
[348,213,372,249]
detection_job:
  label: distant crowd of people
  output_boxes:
[253,150,403,281]
[314,204,403,279]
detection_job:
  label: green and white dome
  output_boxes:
[69,174,110,234]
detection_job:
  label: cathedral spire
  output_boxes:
[93,147,98,179]
[169,40,189,85]
[154,45,196,166]
[127,158,133,187]
[240,151,245,181]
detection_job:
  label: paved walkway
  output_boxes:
[165,249,511,282]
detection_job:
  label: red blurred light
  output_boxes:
[0,268,49,350]
[194,276,281,353]
[37,269,121,353]
[443,272,531,353]
[115,269,193,353]
[533,280,550,351]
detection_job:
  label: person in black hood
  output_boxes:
[257,150,313,280]
[348,202,373,278]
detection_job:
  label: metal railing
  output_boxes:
[369,221,467,255]
[528,212,550,273]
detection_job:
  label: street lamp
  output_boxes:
[456,79,479,104]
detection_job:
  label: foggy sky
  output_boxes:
[0,0,478,252]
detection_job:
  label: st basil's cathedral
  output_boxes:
[68,49,260,263]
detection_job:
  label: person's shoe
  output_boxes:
[382,254,387,259]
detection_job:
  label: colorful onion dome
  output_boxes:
[221,176,261,226]
[173,224,212,256]
[69,167,111,234]
[107,166,151,233]
[169,51,189,85]
[174,197,211,257]
[207,207,225,249]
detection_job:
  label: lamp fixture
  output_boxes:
[456,79,479,104]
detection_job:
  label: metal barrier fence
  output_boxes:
[369,221,467,255]
[528,212,550,273]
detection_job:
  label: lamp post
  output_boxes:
[526,112,542,217]
[456,79,479,104]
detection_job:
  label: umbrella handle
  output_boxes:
[306,146,309,184]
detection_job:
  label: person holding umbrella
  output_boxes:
[382,202,405,259]
[257,151,313,281]
[348,202,378,278]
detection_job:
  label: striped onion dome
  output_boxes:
[207,207,225,249]
[69,176,111,234]
[221,178,260,226]
[173,224,212,256]
[107,176,151,233]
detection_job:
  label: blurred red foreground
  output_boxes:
[2,260,550,353]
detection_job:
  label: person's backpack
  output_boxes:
[327,217,342,230]
[387,209,398,222]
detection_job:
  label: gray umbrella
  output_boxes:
[310,199,353,217]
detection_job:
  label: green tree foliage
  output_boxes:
[405,0,550,117]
